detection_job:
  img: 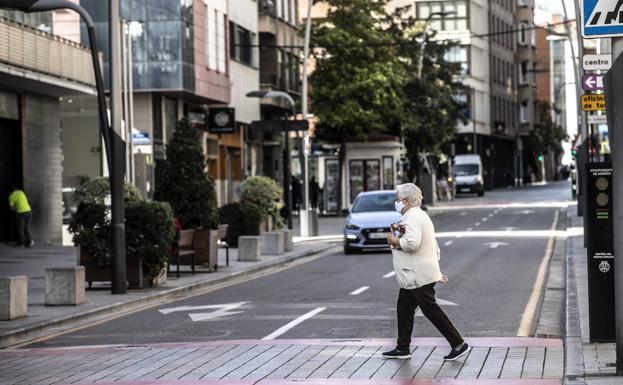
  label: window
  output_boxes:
[445,45,469,75]
[205,5,227,73]
[518,22,529,46]
[517,0,527,6]
[416,1,468,31]
[520,101,529,123]
[519,61,529,85]
[229,22,256,66]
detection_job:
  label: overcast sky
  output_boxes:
[535,0,576,18]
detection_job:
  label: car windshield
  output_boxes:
[351,193,395,213]
[453,164,479,176]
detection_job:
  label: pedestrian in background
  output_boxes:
[9,185,32,247]
[309,176,319,209]
[384,183,470,361]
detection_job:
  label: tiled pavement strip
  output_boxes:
[0,338,563,385]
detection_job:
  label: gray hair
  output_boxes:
[396,183,423,207]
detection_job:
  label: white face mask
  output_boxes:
[395,200,406,213]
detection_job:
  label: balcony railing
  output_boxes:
[0,16,95,87]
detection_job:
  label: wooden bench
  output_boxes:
[217,224,229,267]
[170,229,196,278]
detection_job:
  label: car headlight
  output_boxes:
[475,176,483,183]
[346,224,360,230]
[346,234,358,240]
[447,176,453,183]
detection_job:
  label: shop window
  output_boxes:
[349,159,381,202]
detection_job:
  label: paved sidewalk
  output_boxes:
[564,207,620,385]
[0,337,563,385]
[0,241,338,349]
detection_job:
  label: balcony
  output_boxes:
[0,16,96,96]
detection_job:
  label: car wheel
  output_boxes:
[478,190,485,197]
[344,245,357,254]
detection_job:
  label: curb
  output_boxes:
[563,208,587,385]
[0,243,338,349]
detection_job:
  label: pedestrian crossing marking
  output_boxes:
[583,0,623,37]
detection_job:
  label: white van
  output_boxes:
[451,154,485,197]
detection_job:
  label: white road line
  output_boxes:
[467,228,473,231]
[488,214,494,218]
[475,222,481,226]
[444,240,454,246]
[482,217,488,222]
[350,286,370,295]
[383,271,396,278]
[262,307,327,340]
[517,210,560,337]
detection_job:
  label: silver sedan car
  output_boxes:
[343,191,402,254]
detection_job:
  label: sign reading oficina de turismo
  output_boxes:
[582,0,623,38]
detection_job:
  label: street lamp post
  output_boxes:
[247,90,296,230]
[299,0,313,238]
[0,0,128,294]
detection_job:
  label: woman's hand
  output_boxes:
[387,233,400,248]
[439,275,448,284]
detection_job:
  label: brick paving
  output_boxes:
[0,338,563,385]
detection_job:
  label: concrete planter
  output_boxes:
[79,246,163,289]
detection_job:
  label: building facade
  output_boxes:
[0,12,96,244]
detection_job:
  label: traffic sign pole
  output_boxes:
[609,36,623,376]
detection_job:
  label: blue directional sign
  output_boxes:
[582,0,623,38]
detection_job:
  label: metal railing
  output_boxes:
[0,16,95,86]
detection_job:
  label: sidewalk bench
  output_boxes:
[170,229,196,278]
[217,224,230,267]
[0,276,27,320]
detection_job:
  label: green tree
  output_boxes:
[530,101,568,155]
[154,118,219,230]
[311,0,405,211]
[385,5,468,182]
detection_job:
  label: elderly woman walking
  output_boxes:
[383,183,470,361]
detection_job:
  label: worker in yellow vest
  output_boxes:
[8,185,32,247]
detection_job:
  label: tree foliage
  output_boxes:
[154,118,219,230]
[311,0,404,144]
[385,5,468,180]
[530,101,568,155]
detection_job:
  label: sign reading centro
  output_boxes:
[583,54,612,71]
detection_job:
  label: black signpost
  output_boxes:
[208,108,236,134]
[585,161,615,342]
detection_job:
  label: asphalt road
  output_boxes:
[33,182,571,348]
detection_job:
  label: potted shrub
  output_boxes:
[155,118,219,271]
[69,177,175,288]
[219,202,262,247]
[239,176,284,232]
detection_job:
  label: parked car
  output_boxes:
[452,154,485,197]
[343,191,402,254]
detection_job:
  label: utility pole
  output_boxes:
[608,36,623,376]
[109,0,127,294]
[299,0,313,238]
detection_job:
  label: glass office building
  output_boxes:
[80,0,195,92]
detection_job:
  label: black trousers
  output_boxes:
[16,212,32,246]
[396,283,463,351]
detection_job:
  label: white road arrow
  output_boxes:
[484,242,510,249]
[159,302,249,322]
[500,227,519,231]
[415,298,457,317]
[512,210,535,215]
